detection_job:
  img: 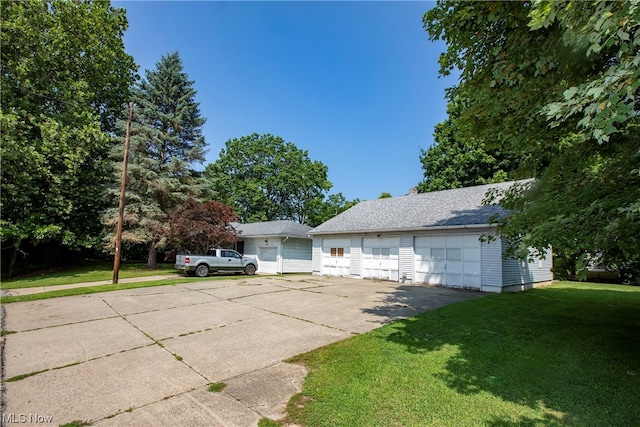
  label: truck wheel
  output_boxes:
[195,264,209,277]
[244,264,256,275]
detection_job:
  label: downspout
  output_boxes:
[280,236,289,274]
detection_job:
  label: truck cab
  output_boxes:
[175,248,258,277]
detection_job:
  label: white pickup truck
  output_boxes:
[175,248,258,277]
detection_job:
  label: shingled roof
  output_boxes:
[309,181,527,235]
[234,220,312,238]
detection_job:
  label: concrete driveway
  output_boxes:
[1,275,482,426]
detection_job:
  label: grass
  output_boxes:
[287,281,640,426]
[0,261,254,303]
[209,382,227,393]
[1,261,177,289]
[0,278,209,304]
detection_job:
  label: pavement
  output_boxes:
[0,275,483,426]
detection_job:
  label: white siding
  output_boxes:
[312,238,322,274]
[350,237,362,277]
[481,236,503,293]
[502,243,553,288]
[242,238,259,258]
[399,235,414,282]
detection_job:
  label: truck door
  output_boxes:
[205,249,220,267]
[220,250,243,269]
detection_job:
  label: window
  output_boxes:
[222,250,241,259]
[431,248,445,260]
[446,248,462,261]
[330,247,344,257]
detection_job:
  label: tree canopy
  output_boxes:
[425,0,639,281]
[206,133,332,225]
[1,0,137,275]
[417,95,524,193]
[103,51,207,268]
[167,198,239,255]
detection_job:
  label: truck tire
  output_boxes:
[195,264,209,277]
[244,264,256,275]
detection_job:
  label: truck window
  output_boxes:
[207,249,217,256]
[222,250,241,258]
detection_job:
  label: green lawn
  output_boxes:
[287,282,640,426]
[1,261,177,289]
[0,261,254,303]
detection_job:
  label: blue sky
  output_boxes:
[116,1,456,201]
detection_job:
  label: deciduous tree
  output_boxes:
[1,0,136,276]
[417,95,524,193]
[206,133,332,225]
[167,198,239,255]
[425,0,640,282]
[306,193,360,227]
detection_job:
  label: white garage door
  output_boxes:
[414,235,481,289]
[321,238,351,276]
[362,237,399,281]
[258,246,278,274]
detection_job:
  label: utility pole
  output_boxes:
[113,102,133,284]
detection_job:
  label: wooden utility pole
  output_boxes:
[113,102,133,284]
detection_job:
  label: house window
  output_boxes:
[330,247,344,257]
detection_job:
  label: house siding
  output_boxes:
[481,235,503,293]
[312,238,322,274]
[311,229,551,293]
[350,236,362,277]
[502,243,553,290]
[399,235,414,282]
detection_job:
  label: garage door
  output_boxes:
[321,238,351,276]
[362,237,399,281]
[258,246,278,274]
[414,235,481,289]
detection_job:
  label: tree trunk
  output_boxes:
[8,244,19,278]
[147,240,158,269]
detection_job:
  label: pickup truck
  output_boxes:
[175,248,258,277]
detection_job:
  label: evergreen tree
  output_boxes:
[104,51,207,268]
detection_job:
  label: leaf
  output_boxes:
[563,87,578,100]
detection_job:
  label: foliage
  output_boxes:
[417,95,525,193]
[288,282,640,426]
[0,0,137,275]
[378,192,393,199]
[167,197,239,254]
[306,193,360,227]
[425,1,640,282]
[103,52,208,268]
[206,133,332,224]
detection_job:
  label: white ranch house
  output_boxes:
[233,220,312,274]
[309,181,552,293]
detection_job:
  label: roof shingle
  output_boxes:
[309,181,526,235]
[234,220,312,238]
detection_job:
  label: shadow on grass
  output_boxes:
[372,283,640,425]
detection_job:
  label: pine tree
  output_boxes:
[104,51,207,268]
